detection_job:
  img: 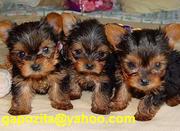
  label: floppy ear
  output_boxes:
[61,13,78,36]
[0,20,14,43]
[164,23,180,49]
[104,23,127,50]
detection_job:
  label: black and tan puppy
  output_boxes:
[63,19,115,114]
[105,23,180,121]
[0,12,75,115]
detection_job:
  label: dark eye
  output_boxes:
[98,52,107,59]
[155,62,161,69]
[43,47,49,54]
[127,62,136,70]
[17,51,26,59]
[74,49,82,56]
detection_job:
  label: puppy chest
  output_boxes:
[31,80,50,94]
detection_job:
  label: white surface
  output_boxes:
[0,91,179,131]
[0,69,11,98]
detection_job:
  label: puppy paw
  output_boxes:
[166,98,180,107]
[51,101,73,110]
[134,112,153,121]
[8,108,31,115]
[109,101,128,111]
[91,106,110,115]
[69,92,81,100]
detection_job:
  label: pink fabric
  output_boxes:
[66,0,113,12]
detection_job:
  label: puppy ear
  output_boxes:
[164,23,180,49]
[45,12,63,34]
[104,23,127,50]
[0,20,14,43]
[45,12,77,36]
[61,13,78,36]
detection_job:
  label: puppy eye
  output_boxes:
[43,47,49,54]
[155,62,161,69]
[98,52,107,59]
[17,51,26,59]
[74,49,82,55]
[127,62,136,70]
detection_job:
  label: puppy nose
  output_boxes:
[31,64,41,71]
[85,63,94,70]
[140,79,149,86]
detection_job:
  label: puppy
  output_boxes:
[63,19,115,114]
[0,12,75,115]
[105,23,180,121]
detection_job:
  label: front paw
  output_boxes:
[51,101,73,110]
[8,107,31,115]
[91,105,110,115]
[109,101,128,111]
[69,91,82,100]
[134,112,153,121]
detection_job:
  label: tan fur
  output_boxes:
[0,20,14,42]
[46,12,63,34]
[164,23,180,49]
[110,83,131,111]
[135,95,160,121]
[61,13,78,36]
[104,23,127,50]
[166,96,180,106]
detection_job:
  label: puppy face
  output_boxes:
[120,29,170,91]
[67,19,112,75]
[7,22,60,79]
[0,12,78,79]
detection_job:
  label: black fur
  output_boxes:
[164,50,180,99]
[118,29,170,63]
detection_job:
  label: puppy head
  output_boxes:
[66,19,113,75]
[121,29,170,92]
[105,23,180,92]
[9,21,62,78]
[0,13,69,78]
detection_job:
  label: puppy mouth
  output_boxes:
[77,70,101,76]
[74,62,103,75]
[127,81,162,92]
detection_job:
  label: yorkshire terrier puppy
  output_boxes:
[0,12,75,115]
[105,23,180,121]
[64,19,115,114]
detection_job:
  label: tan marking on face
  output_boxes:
[123,54,141,74]
[127,74,162,92]
[13,42,27,52]
[124,54,167,93]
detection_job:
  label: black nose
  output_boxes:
[31,64,41,71]
[85,63,94,70]
[140,79,149,86]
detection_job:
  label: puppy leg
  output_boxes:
[69,78,82,100]
[8,84,33,115]
[135,91,165,121]
[110,83,131,111]
[166,95,180,106]
[91,82,112,115]
[48,82,73,110]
